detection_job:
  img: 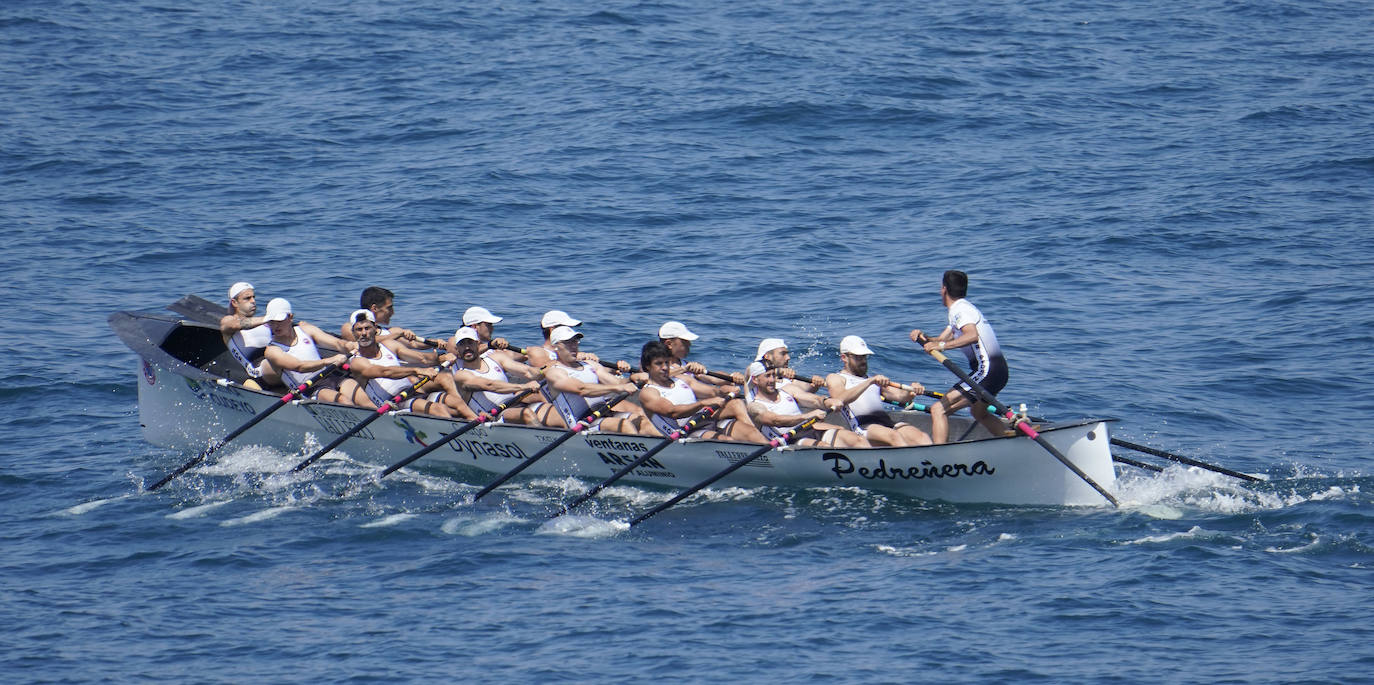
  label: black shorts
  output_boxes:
[854,412,896,429]
[954,357,1008,397]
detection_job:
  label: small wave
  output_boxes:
[1126,525,1212,545]
[220,506,295,526]
[537,515,629,539]
[359,513,416,528]
[440,513,525,536]
[166,500,232,519]
[59,495,129,516]
[1266,534,1321,555]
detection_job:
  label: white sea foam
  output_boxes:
[537,514,629,538]
[440,513,525,536]
[220,506,294,526]
[1126,525,1209,545]
[360,512,416,528]
[60,495,129,516]
[167,500,232,519]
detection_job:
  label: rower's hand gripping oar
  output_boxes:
[629,416,820,527]
[377,387,540,479]
[551,391,740,518]
[146,364,350,492]
[289,359,455,473]
[922,344,1120,507]
[469,390,635,502]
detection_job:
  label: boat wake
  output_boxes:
[58,494,131,516]
[538,515,629,538]
[1114,463,1363,515]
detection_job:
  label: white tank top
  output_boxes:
[751,390,804,441]
[647,376,698,436]
[463,351,514,413]
[269,327,322,389]
[229,324,272,378]
[549,361,608,426]
[837,372,885,431]
[360,344,410,406]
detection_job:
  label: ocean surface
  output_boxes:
[4,0,1373,681]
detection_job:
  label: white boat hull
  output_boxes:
[119,309,1118,507]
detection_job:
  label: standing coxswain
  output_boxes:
[910,270,1010,444]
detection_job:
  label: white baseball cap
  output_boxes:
[541,310,582,328]
[658,321,699,341]
[228,282,254,300]
[453,326,480,343]
[463,306,502,326]
[549,325,583,345]
[348,308,375,324]
[840,335,874,356]
[263,298,292,322]
[747,361,770,379]
[755,338,787,361]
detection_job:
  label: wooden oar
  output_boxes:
[924,347,1120,507]
[1109,438,1262,482]
[289,360,454,473]
[146,364,348,491]
[469,391,634,502]
[551,392,738,518]
[629,417,819,526]
[377,388,539,479]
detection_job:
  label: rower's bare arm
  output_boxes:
[825,373,874,406]
[387,339,440,365]
[264,346,346,373]
[301,322,358,355]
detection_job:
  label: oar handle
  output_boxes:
[629,416,818,527]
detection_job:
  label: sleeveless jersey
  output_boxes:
[360,344,410,407]
[269,327,322,389]
[228,324,272,378]
[836,372,886,432]
[463,351,515,414]
[646,376,699,436]
[548,361,608,427]
[751,390,805,441]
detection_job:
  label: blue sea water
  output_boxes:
[3,0,1373,681]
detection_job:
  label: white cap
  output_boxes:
[463,306,502,326]
[549,325,583,345]
[453,326,480,343]
[747,361,770,379]
[348,308,375,324]
[840,335,873,356]
[228,282,254,300]
[755,338,787,361]
[658,321,699,341]
[263,298,292,322]
[541,310,582,328]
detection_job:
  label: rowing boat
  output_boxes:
[111,297,1119,506]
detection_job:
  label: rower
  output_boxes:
[260,298,353,403]
[746,361,868,448]
[447,326,545,425]
[219,281,277,389]
[337,310,470,419]
[825,335,932,446]
[659,321,742,386]
[524,310,581,369]
[909,270,1011,444]
[542,326,655,435]
[753,338,842,413]
[461,305,526,366]
[638,341,765,443]
[339,286,428,349]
